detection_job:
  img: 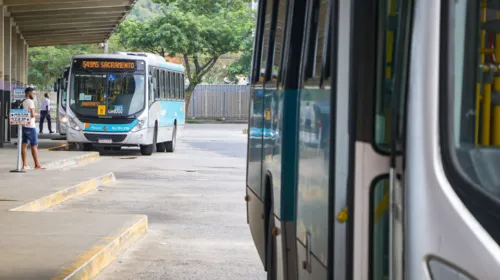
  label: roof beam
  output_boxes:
[7,0,133,13]
[24,32,111,40]
[21,19,120,28]
[31,40,105,47]
[27,36,107,44]
[21,27,115,36]
[5,0,98,5]
[20,23,117,32]
[15,15,124,24]
[10,7,128,17]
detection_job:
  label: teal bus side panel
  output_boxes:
[296,88,331,265]
[280,89,300,222]
[246,87,266,265]
[247,88,265,196]
[158,100,185,127]
[270,89,283,219]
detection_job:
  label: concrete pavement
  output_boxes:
[48,124,265,280]
[0,140,148,279]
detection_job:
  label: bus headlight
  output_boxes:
[68,116,82,131]
[131,118,146,132]
[60,115,68,123]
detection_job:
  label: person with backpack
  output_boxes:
[21,87,43,169]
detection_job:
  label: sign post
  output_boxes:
[9,109,30,173]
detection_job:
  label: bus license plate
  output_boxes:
[98,139,112,144]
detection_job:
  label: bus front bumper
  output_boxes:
[66,128,153,146]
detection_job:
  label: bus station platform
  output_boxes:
[0,140,148,279]
[0,0,137,150]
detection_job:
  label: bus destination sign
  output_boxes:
[75,59,138,70]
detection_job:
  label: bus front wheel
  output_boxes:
[140,144,153,156]
[141,127,158,156]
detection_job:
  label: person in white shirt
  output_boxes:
[21,88,43,169]
[39,93,53,133]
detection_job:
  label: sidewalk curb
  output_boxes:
[52,215,148,280]
[9,172,115,212]
[45,152,100,170]
[46,143,70,151]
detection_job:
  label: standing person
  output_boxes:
[39,93,54,134]
[22,87,44,169]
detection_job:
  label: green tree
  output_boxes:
[227,35,254,83]
[118,0,253,111]
[28,44,103,90]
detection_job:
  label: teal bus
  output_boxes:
[64,52,185,155]
[246,0,500,279]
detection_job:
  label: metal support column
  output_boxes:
[10,24,16,89]
[0,7,4,148]
[17,35,22,87]
[4,16,11,142]
[25,44,28,86]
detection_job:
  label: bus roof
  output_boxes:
[72,53,185,72]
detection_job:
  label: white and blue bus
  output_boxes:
[64,52,185,155]
[55,67,69,137]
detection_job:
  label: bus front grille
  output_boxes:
[83,133,127,143]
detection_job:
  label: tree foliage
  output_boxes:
[28,44,103,90]
[227,35,254,83]
[127,0,164,20]
[118,0,254,110]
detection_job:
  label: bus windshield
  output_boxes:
[69,72,146,117]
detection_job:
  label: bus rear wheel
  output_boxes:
[165,126,176,153]
[156,142,166,152]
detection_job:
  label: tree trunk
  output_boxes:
[184,83,197,115]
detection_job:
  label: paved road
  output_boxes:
[48,124,265,280]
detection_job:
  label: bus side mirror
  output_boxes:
[54,82,58,92]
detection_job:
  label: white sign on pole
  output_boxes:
[12,88,26,102]
[10,109,30,126]
[9,109,29,173]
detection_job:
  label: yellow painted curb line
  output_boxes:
[46,152,100,170]
[9,172,115,212]
[45,143,69,151]
[52,215,148,280]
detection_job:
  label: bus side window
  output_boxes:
[175,73,181,100]
[155,68,161,100]
[303,0,329,80]
[160,70,165,100]
[173,73,177,100]
[258,0,274,82]
[178,74,182,100]
[271,0,288,82]
[163,70,168,99]
[166,71,171,99]
[149,67,154,104]
[169,72,174,99]
[181,74,185,100]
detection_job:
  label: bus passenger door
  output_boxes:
[295,0,332,279]
[349,0,412,280]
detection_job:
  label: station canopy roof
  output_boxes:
[5,0,137,47]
